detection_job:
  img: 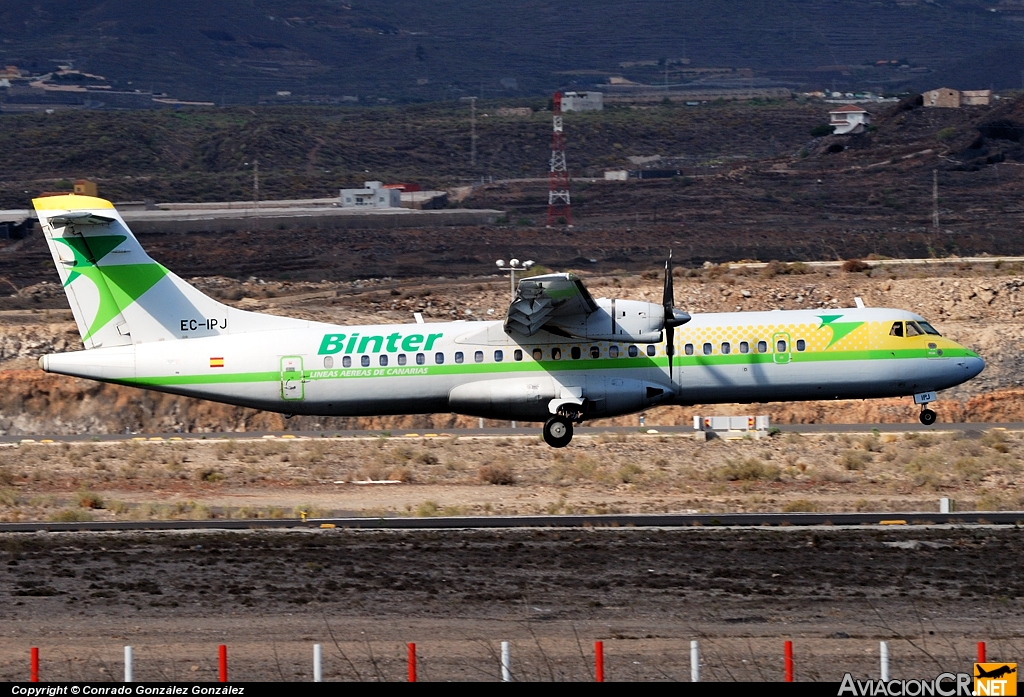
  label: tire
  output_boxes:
[919,409,937,426]
[543,415,574,448]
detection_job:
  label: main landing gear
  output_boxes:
[919,408,937,426]
[543,414,575,448]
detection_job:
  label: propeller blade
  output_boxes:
[664,253,674,377]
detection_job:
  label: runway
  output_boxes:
[2,422,1022,445]
[1,510,1021,533]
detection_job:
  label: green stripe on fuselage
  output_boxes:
[120,347,972,387]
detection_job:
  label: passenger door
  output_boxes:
[280,356,305,401]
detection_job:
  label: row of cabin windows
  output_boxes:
[322,343,659,369]
[684,339,807,356]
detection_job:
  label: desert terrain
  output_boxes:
[0,526,1020,682]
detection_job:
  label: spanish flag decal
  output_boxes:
[210,357,224,368]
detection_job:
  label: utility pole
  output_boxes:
[932,168,939,234]
[460,96,477,168]
[253,158,260,230]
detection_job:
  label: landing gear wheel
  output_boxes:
[543,415,574,448]
[919,408,937,426]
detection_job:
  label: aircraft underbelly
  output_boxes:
[677,358,905,403]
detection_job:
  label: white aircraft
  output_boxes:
[34,195,984,446]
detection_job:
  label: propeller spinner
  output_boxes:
[663,253,691,379]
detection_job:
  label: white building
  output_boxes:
[339,181,401,208]
[561,91,603,112]
[828,104,871,135]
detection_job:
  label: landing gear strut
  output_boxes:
[543,414,574,448]
[919,408,936,426]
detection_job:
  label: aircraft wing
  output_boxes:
[504,273,599,337]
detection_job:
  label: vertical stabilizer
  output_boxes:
[33,195,304,348]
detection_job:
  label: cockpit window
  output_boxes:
[906,321,924,337]
[918,321,941,336]
[889,322,903,337]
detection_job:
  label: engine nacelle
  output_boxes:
[448,376,674,421]
[550,298,665,343]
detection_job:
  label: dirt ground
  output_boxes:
[0,526,1020,682]
[0,427,1022,524]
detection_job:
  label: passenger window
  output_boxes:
[684,343,694,356]
[455,351,464,364]
[571,346,581,360]
[757,340,767,353]
[475,350,484,363]
[434,352,444,364]
[777,339,787,353]
[324,356,334,369]
[906,321,924,337]
[590,346,600,359]
[361,355,370,367]
[703,342,712,355]
[628,345,638,357]
[397,354,407,365]
[796,339,806,352]
[609,345,619,358]
[514,349,523,361]
[889,322,903,337]
[415,353,425,365]
[533,348,543,361]
[494,350,503,362]
[647,345,656,357]
[342,356,352,368]
[721,342,731,355]
[552,347,562,360]
[379,355,388,367]
[739,341,749,354]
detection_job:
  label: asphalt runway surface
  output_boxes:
[3,422,1022,445]
[0,512,1022,534]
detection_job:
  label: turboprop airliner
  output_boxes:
[33,195,984,447]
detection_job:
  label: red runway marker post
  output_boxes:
[218,644,227,682]
[408,643,416,682]
[978,641,986,663]
[30,647,38,683]
[595,641,604,682]
[785,640,794,682]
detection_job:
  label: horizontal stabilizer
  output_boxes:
[49,212,116,227]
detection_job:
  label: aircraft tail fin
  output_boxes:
[33,194,303,348]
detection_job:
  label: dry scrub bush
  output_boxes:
[617,463,643,483]
[0,489,19,507]
[712,458,781,482]
[858,435,883,452]
[479,461,516,485]
[48,508,93,522]
[981,430,1009,453]
[838,450,872,471]
[782,499,817,513]
[77,490,104,509]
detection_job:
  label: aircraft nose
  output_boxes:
[964,355,985,379]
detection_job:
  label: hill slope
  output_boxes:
[1,1,1023,102]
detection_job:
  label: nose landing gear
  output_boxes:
[914,391,938,426]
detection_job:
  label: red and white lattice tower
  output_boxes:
[547,91,572,226]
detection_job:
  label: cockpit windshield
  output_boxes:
[906,321,924,337]
[917,321,941,336]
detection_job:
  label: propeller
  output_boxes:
[662,252,691,379]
